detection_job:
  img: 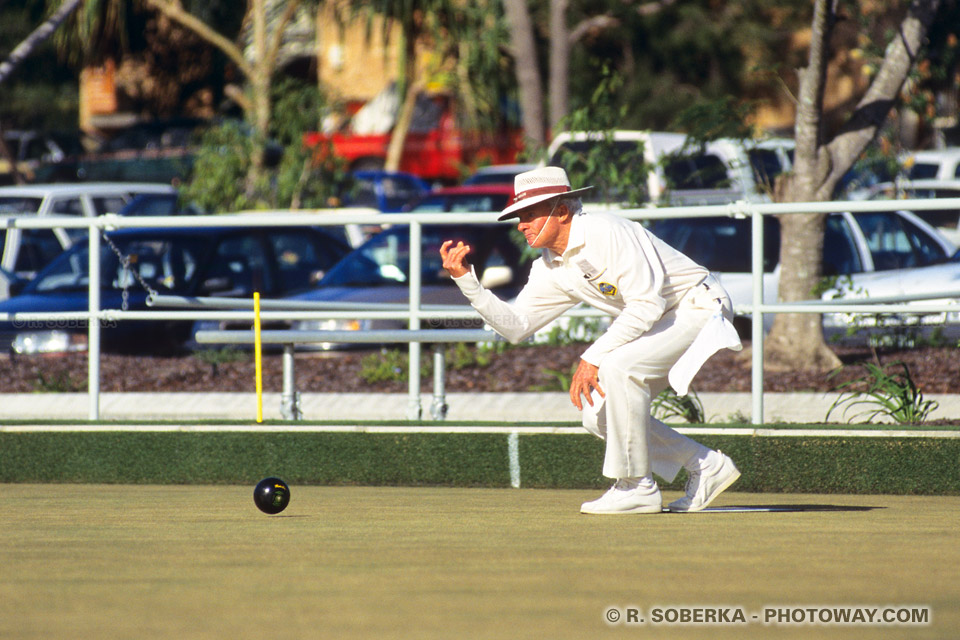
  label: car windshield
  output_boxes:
[0,197,43,214]
[318,228,456,287]
[29,235,210,294]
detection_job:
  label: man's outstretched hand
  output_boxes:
[440,240,472,278]
[570,359,604,411]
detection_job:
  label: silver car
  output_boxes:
[646,209,959,342]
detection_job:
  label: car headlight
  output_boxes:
[291,318,369,350]
[12,330,87,355]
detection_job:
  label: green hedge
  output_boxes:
[1,432,958,494]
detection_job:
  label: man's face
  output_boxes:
[516,200,560,249]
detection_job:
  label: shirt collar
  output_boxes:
[544,212,586,263]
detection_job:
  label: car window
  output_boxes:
[31,237,206,294]
[210,235,273,295]
[92,195,130,215]
[381,177,425,211]
[822,215,863,275]
[907,163,939,180]
[13,229,65,274]
[23,138,49,161]
[50,198,84,216]
[853,212,947,270]
[0,197,42,214]
[269,231,344,293]
[747,149,783,191]
[32,245,98,292]
[111,239,203,293]
[664,154,731,190]
[647,216,780,273]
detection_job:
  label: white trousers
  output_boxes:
[581,282,730,481]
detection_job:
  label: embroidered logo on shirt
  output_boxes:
[597,282,618,296]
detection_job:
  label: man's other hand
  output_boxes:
[570,359,605,410]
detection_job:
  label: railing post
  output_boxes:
[406,221,423,420]
[750,206,764,425]
[281,344,302,420]
[87,221,101,421]
[430,345,448,420]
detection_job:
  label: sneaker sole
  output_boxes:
[669,465,741,513]
[580,504,664,515]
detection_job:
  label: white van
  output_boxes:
[545,130,794,206]
[0,182,176,298]
[545,130,688,205]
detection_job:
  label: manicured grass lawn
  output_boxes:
[1,486,956,639]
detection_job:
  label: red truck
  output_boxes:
[304,93,525,183]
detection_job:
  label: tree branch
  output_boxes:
[825,0,941,191]
[144,0,254,78]
[568,15,620,44]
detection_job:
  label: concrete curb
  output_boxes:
[2,392,958,424]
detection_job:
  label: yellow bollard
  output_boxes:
[254,291,263,423]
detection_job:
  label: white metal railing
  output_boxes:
[3,197,960,423]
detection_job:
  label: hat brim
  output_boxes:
[497,185,593,221]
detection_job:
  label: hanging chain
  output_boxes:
[101,231,160,310]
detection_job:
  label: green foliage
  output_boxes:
[531,316,608,347]
[271,79,351,210]
[532,363,578,392]
[651,387,704,423]
[180,120,255,213]
[826,361,939,425]
[193,347,249,376]
[669,96,756,145]
[359,348,416,384]
[181,79,350,213]
[32,370,82,393]
[359,344,493,385]
[552,66,653,207]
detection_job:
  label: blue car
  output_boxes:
[343,170,429,213]
[0,226,350,354]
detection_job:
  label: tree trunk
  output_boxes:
[0,0,83,86]
[385,33,418,173]
[765,0,940,372]
[548,0,569,135]
[502,0,545,147]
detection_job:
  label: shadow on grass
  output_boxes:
[695,504,885,513]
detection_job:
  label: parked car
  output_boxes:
[462,163,537,186]
[544,131,794,206]
[117,192,204,217]
[852,178,960,244]
[342,170,429,213]
[646,209,958,340]
[0,226,350,354]
[0,130,85,184]
[404,184,515,213]
[902,148,960,180]
[273,223,530,346]
[0,182,178,299]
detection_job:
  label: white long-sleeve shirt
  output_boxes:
[453,211,709,366]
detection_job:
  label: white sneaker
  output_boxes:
[580,478,663,515]
[668,451,740,513]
